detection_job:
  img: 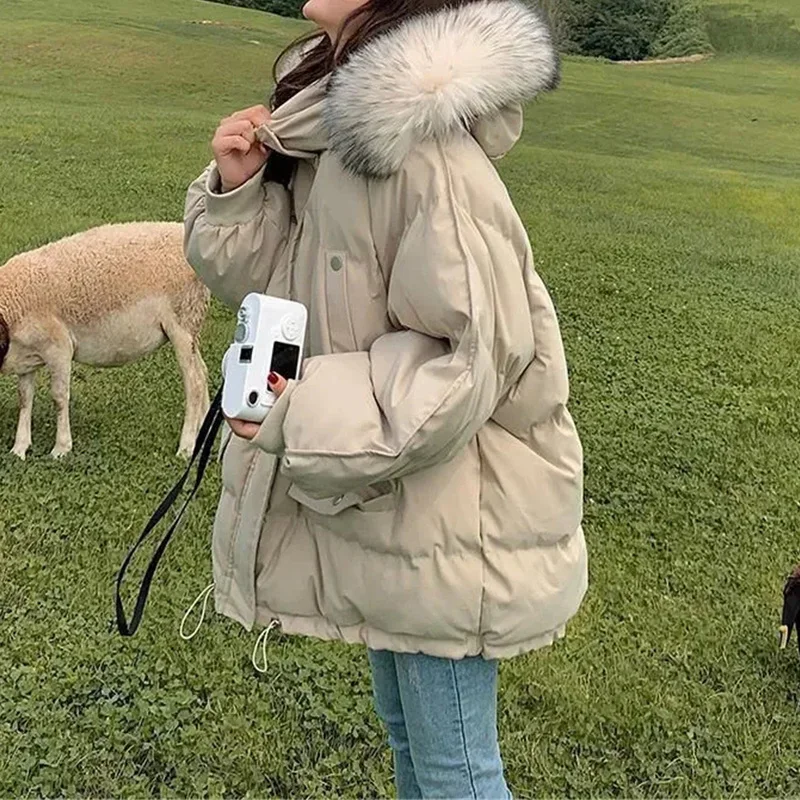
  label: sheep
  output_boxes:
[0,222,210,460]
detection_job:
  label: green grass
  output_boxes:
[1,0,800,796]
[706,0,800,27]
[704,0,800,56]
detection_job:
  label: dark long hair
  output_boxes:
[264,0,481,185]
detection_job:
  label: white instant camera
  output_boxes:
[221,293,308,423]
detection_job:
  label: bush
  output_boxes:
[535,0,580,51]
[651,0,711,57]
[206,0,305,19]
[568,0,667,61]
[544,0,713,61]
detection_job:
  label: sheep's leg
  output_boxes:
[182,348,209,458]
[37,324,75,459]
[195,349,210,422]
[164,322,206,459]
[48,357,73,459]
[11,372,37,460]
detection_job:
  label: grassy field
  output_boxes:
[706,0,800,27]
[705,0,800,56]
[2,0,800,796]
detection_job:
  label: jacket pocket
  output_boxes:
[289,480,400,556]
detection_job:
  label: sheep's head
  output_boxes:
[0,312,8,371]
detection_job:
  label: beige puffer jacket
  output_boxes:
[184,0,587,660]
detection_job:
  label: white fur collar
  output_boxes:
[324,0,559,178]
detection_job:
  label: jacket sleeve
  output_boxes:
[253,154,535,498]
[183,161,292,310]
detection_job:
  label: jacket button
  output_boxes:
[330,255,343,272]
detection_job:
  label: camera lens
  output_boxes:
[247,390,259,407]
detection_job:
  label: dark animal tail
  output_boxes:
[780,566,800,654]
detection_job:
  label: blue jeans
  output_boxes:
[368,650,511,800]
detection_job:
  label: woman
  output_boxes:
[184,0,587,795]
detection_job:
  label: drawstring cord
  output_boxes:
[180,583,280,674]
[180,582,215,641]
[252,619,280,673]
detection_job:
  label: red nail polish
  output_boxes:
[268,372,278,386]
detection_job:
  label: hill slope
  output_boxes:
[1,0,800,797]
[704,0,800,55]
[706,0,800,25]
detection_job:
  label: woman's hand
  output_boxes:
[225,372,288,441]
[211,104,271,192]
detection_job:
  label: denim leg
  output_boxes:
[368,649,423,799]
[393,652,510,800]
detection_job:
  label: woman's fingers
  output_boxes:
[217,118,258,141]
[213,119,257,154]
[229,104,271,128]
[223,373,288,441]
[268,372,288,397]
[226,417,260,441]
[213,134,252,156]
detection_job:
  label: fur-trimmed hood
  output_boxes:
[326,0,559,177]
[259,0,558,178]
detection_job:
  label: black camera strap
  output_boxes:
[115,385,224,636]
